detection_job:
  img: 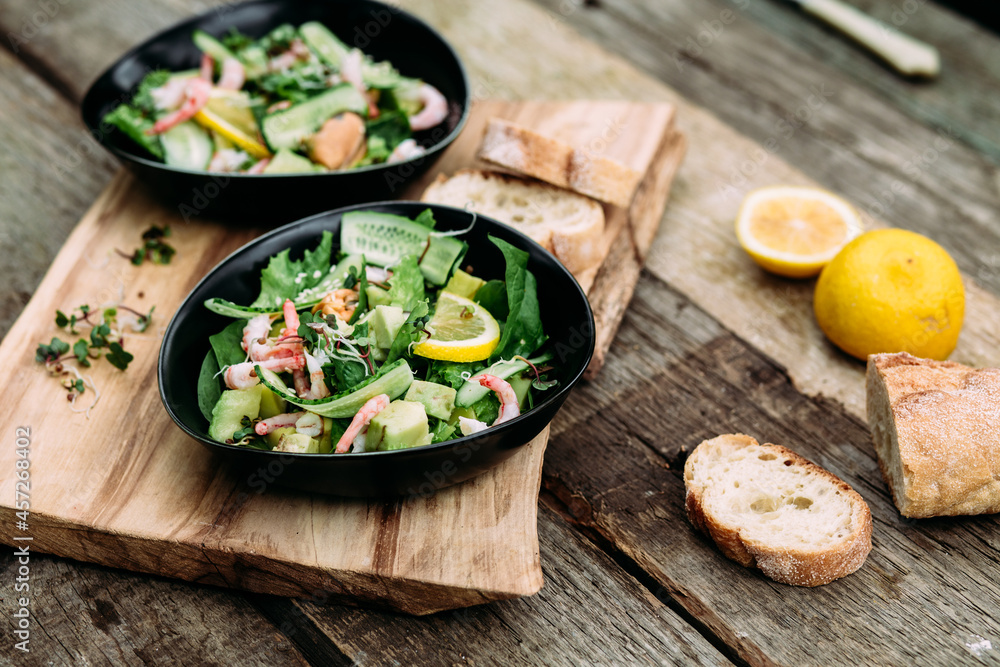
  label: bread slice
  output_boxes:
[421,169,605,276]
[683,434,872,587]
[477,118,642,208]
[866,352,1000,518]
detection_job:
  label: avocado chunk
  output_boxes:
[209,386,264,443]
[365,400,432,451]
[276,432,320,453]
[443,269,486,300]
[266,425,296,449]
[404,380,457,420]
[366,285,392,308]
[371,305,407,349]
[317,417,334,453]
[263,149,324,174]
[258,386,287,419]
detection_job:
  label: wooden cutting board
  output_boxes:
[0,100,684,615]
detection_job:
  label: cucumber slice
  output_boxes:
[455,353,553,407]
[299,21,349,69]
[160,120,213,170]
[256,359,414,419]
[263,149,324,174]
[261,83,367,151]
[192,29,236,63]
[420,236,467,285]
[208,386,263,443]
[204,298,280,319]
[340,211,429,267]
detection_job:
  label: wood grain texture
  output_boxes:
[0,171,544,615]
[0,98,682,615]
[543,274,1000,666]
[0,47,117,338]
[0,555,314,666]
[264,506,730,666]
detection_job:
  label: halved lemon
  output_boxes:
[413,292,500,362]
[193,107,271,160]
[736,186,863,278]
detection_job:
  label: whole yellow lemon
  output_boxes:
[814,229,965,361]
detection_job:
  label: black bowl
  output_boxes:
[81,0,469,225]
[158,202,595,497]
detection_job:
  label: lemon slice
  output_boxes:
[736,186,863,278]
[193,107,271,160]
[413,293,500,362]
[204,89,258,136]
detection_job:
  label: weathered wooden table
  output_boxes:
[3,1,1000,664]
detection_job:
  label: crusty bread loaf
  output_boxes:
[683,434,872,587]
[421,169,605,276]
[866,352,1000,518]
[477,118,642,208]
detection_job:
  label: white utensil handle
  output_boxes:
[799,0,940,77]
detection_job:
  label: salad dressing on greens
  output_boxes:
[104,22,450,174]
[198,209,556,454]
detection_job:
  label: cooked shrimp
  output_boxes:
[223,354,305,390]
[281,299,300,338]
[311,288,359,321]
[208,149,250,173]
[245,157,271,174]
[149,77,189,111]
[148,78,212,134]
[477,374,520,425]
[340,49,365,93]
[199,53,214,81]
[386,138,426,164]
[458,416,488,436]
[408,83,448,131]
[267,38,311,72]
[241,314,275,361]
[254,412,301,436]
[301,352,330,400]
[217,57,246,90]
[334,394,390,453]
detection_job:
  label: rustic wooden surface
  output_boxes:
[3,0,1000,665]
[0,99,682,616]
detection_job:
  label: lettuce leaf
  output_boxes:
[250,231,334,309]
[488,236,546,361]
[103,104,164,159]
[210,319,247,368]
[387,255,425,310]
[197,351,222,422]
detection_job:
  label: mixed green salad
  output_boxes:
[104,22,449,174]
[198,209,557,454]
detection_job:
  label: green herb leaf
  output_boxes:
[35,337,70,363]
[386,255,425,310]
[384,300,429,365]
[55,310,69,328]
[473,280,508,321]
[106,342,134,371]
[250,231,334,310]
[488,236,546,362]
[90,323,111,348]
[73,339,91,367]
[74,378,85,394]
[197,350,223,422]
[210,320,248,370]
[413,208,437,230]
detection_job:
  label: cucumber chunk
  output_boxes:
[160,120,213,170]
[208,386,263,443]
[261,83,367,151]
[454,353,553,407]
[340,211,430,267]
[256,359,414,418]
[263,149,324,174]
[299,21,349,69]
[192,30,236,63]
[420,235,467,285]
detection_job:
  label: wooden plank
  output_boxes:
[542,274,1000,666]
[264,505,730,666]
[0,554,314,666]
[528,0,1000,299]
[0,47,117,338]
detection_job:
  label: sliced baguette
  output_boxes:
[477,118,642,208]
[684,434,872,587]
[866,352,1000,518]
[421,169,605,276]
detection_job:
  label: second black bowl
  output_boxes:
[81,0,469,224]
[158,202,595,497]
